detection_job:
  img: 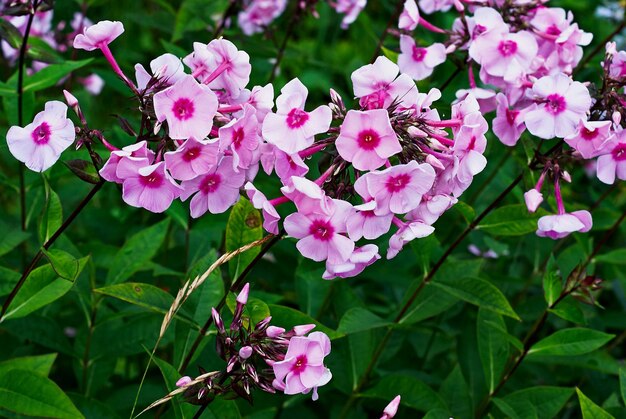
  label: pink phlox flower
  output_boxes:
[245,183,281,234]
[387,219,435,259]
[7,100,75,172]
[336,109,401,171]
[334,0,367,29]
[536,210,592,239]
[153,74,218,140]
[180,156,246,216]
[466,7,508,40]
[272,332,332,400]
[183,42,215,82]
[492,93,527,146]
[135,53,186,91]
[118,161,183,213]
[204,38,251,97]
[283,198,355,264]
[469,30,538,82]
[609,50,626,79]
[453,113,488,183]
[262,78,332,154]
[454,87,497,114]
[346,200,394,241]
[596,130,626,184]
[355,161,436,215]
[219,104,260,171]
[524,189,543,213]
[451,93,481,135]
[99,141,155,183]
[322,244,381,280]
[398,36,447,81]
[237,0,287,35]
[164,137,219,181]
[351,56,418,110]
[275,149,310,180]
[418,0,455,14]
[524,73,591,139]
[399,0,419,30]
[73,20,124,51]
[564,120,613,159]
[80,74,105,95]
[406,194,457,225]
[232,83,275,123]
[381,395,402,419]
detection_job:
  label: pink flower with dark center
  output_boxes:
[7,101,75,172]
[164,137,219,181]
[219,104,260,171]
[283,199,354,264]
[355,161,436,215]
[398,35,446,81]
[524,73,591,139]
[564,120,613,159]
[118,161,183,213]
[398,0,419,30]
[73,20,124,51]
[262,78,332,154]
[492,93,527,146]
[596,130,626,184]
[469,30,537,82]
[100,141,155,183]
[272,331,332,400]
[351,56,418,109]
[322,244,381,280]
[335,109,401,171]
[180,157,246,216]
[536,210,592,239]
[153,75,218,140]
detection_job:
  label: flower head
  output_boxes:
[536,210,592,239]
[73,20,124,51]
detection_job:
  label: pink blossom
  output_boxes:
[346,201,394,241]
[387,220,435,259]
[272,332,332,400]
[283,199,354,264]
[99,141,155,183]
[564,120,613,159]
[524,189,543,213]
[406,194,457,225]
[73,20,124,51]
[454,87,497,114]
[153,75,218,140]
[335,109,401,171]
[524,73,591,139]
[204,39,251,97]
[164,137,219,181]
[492,93,527,146]
[322,244,381,280]
[281,177,331,215]
[118,162,183,213]
[7,101,75,172]
[609,50,626,79]
[180,157,246,216]
[275,149,309,180]
[398,0,419,30]
[245,183,281,234]
[238,0,287,35]
[80,74,105,95]
[176,376,192,387]
[219,104,260,171]
[334,0,367,29]
[355,161,436,215]
[381,395,401,419]
[398,35,447,81]
[596,130,626,184]
[469,30,537,82]
[135,53,186,91]
[232,83,275,123]
[418,0,454,14]
[536,210,592,239]
[453,113,488,183]
[262,78,332,154]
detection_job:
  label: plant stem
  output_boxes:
[370,0,405,63]
[0,180,104,321]
[268,4,302,83]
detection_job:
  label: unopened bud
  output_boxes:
[63,90,79,107]
[524,189,543,213]
[212,308,225,334]
[226,355,238,373]
[239,346,253,360]
[236,283,250,305]
[255,316,272,332]
[381,395,401,419]
[561,171,572,183]
[425,154,445,170]
[293,324,316,336]
[266,326,285,338]
[176,376,192,387]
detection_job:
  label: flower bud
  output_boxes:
[524,189,543,213]
[266,326,285,338]
[239,346,253,360]
[254,316,272,333]
[63,90,79,107]
[212,308,225,334]
[381,395,401,419]
[293,324,316,336]
[236,283,250,305]
[176,376,192,387]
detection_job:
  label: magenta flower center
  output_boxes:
[498,40,518,57]
[385,173,411,193]
[139,171,164,189]
[200,173,221,193]
[506,108,519,125]
[182,146,200,162]
[612,143,626,161]
[412,46,427,62]
[232,128,245,149]
[545,94,566,115]
[473,24,487,38]
[286,108,309,129]
[172,98,195,121]
[580,127,598,140]
[546,24,561,36]
[357,129,381,150]
[309,219,334,241]
[31,122,51,145]
[292,355,308,374]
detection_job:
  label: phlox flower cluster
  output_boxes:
[175,284,332,402]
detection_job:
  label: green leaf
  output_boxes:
[478,204,546,236]
[0,266,20,297]
[381,46,399,62]
[337,307,390,335]
[267,304,342,340]
[619,369,626,406]
[454,201,476,223]
[42,249,81,280]
[153,357,196,419]
[431,276,520,320]
[543,267,562,306]
[0,19,22,49]
[501,386,574,418]
[439,366,471,419]
[362,375,447,413]
[493,398,528,419]
[0,221,30,257]
[595,249,626,265]
[95,282,175,315]
[528,328,614,357]
[225,198,263,278]
[0,354,57,376]
[106,219,170,284]
[0,369,84,418]
[549,299,586,324]
[2,257,88,321]
[227,294,270,327]
[577,388,615,419]
[38,185,63,244]
[23,59,93,93]
[477,308,509,393]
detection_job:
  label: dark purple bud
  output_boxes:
[246,364,259,383]
[212,308,225,334]
[226,355,238,373]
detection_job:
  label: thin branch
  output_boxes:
[370,0,405,63]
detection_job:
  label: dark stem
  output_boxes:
[0,181,104,321]
[574,19,626,77]
[370,0,405,63]
[192,404,209,419]
[213,0,238,38]
[178,233,284,373]
[268,5,302,83]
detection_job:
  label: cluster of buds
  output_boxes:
[176,284,332,404]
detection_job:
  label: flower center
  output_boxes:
[200,173,221,193]
[546,24,561,36]
[357,129,381,150]
[286,108,309,129]
[292,355,307,373]
[309,219,334,241]
[545,94,566,115]
[412,46,427,62]
[172,98,195,121]
[232,128,245,149]
[580,127,598,141]
[182,146,200,162]
[139,171,164,188]
[612,143,626,161]
[385,173,411,193]
[506,108,519,125]
[31,122,51,145]
[473,24,487,38]
[498,40,518,57]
